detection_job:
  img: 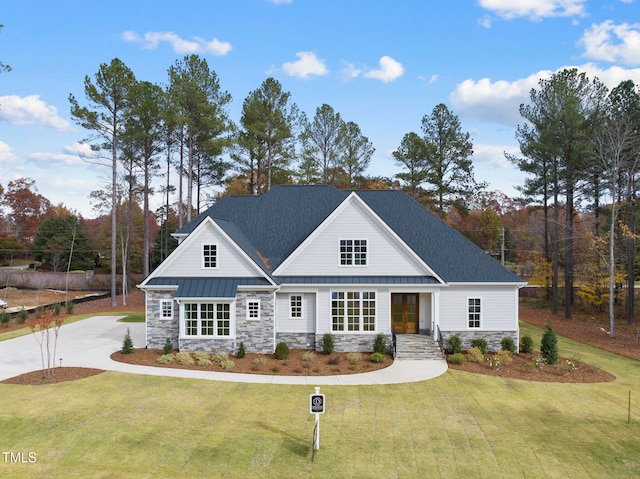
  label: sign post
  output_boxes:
[310,386,325,460]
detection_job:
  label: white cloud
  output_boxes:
[0,95,72,131]
[474,143,521,170]
[364,56,404,83]
[122,30,232,56]
[451,63,640,127]
[0,140,19,167]
[579,21,640,66]
[339,61,362,81]
[282,51,328,78]
[479,0,586,21]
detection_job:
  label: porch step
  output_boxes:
[394,334,444,360]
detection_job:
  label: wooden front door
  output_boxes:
[392,294,418,334]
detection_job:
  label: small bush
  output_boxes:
[467,346,484,363]
[501,337,516,354]
[253,357,267,366]
[163,338,173,355]
[373,334,387,354]
[35,305,45,318]
[446,335,463,354]
[347,352,362,364]
[302,351,316,362]
[236,342,246,359]
[0,310,10,327]
[194,351,212,366]
[520,334,534,354]
[122,328,134,354]
[327,355,341,365]
[448,353,466,365]
[52,302,62,316]
[489,350,513,369]
[156,353,175,364]
[470,338,488,355]
[370,352,386,363]
[322,333,334,355]
[220,359,235,370]
[212,353,229,363]
[17,308,28,324]
[274,342,290,360]
[175,351,195,365]
[541,323,559,364]
[66,301,75,315]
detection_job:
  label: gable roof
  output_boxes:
[175,185,522,284]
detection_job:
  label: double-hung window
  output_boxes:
[183,302,231,337]
[331,291,376,332]
[202,244,217,268]
[468,298,481,328]
[160,300,173,319]
[339,239,367,266]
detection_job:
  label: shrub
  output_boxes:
[501,337,516,354]
[212,353,229,363]
[446,335,463,354]
[540,323,559,364]
[163,338,173,355]
[347,352,362,364]
[35,305,45,318]
[370,352,386,363]
[302,351,316,362]
[122,328,134,354]
[373,334,387,354]
[520,334,534,354]
[52,302,62,316]
[322,333,334,355]
[156,354,175,364]
[175,351,195,365]
[65,301,75,315]
[236,342,246,359]
[467,346,484,363]
[274,342,290,360]
[489,350,513,369]
[253,357,267,366]
[220,359,235,370]
[470,338,488,355]
[327,355,341,365]
[0,310,9,327]
[194,351,212,366]
[448,353,466,365]
[17,308,28,324]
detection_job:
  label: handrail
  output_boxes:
[436,325,445,358]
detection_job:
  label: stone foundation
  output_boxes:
[314,333,392,353]
[439,331,519,353]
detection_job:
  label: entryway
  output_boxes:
[392,293,418,334]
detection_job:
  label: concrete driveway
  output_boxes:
[0,316,448,385]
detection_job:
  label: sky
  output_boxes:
[2,0,640,218]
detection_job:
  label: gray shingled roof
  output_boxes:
[175,185,522,284]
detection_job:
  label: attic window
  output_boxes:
[339,239,367,266]
[202,244,217,269]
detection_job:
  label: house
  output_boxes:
[138,185,524,355]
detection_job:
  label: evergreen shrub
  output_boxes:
[470,338,488,355]
[322,333,334,355]
[447,335,463,354]
[274,342,290,360]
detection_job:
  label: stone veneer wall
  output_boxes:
[146,290,179,349]
[314,333,392,353]
[234,291,275,354]
[276,333,316,350]
[439,330,519,353]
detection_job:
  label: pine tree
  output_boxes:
[540,322,558,364]
[122,328,134,354]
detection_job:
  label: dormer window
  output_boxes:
[339,239,367,266]
[202,244,217,268]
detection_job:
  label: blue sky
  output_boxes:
[2,0,640,218]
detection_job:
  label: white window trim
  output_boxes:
[331,290,377,333]
[467,297,482,329]
[160,299,174,319]
[179,300,234,339]
[338,238,369,268]
[289,294,303,319]
[202,243,218,269]
[247,299,261,321]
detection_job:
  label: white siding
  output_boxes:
[277,198,427,276]
[276,292,316,333]
[160,221,258,278]
[438,285,519,332]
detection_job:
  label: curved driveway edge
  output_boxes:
[0,316,448,385]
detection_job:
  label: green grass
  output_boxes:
[0,312,144,342]
[1,322,640,478]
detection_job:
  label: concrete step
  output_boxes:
[395,334,444,360]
